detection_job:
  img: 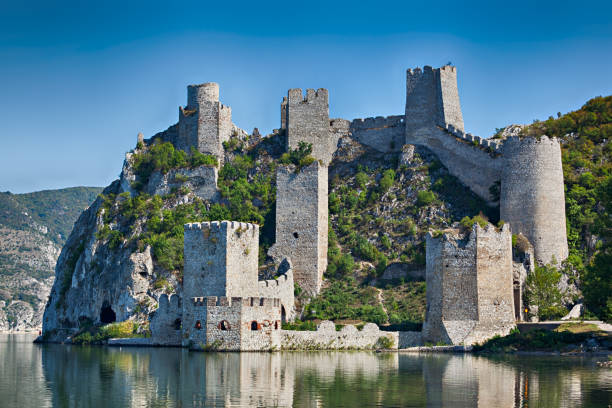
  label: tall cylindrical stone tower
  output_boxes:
[187,82,219,109]
[500,136,568,264]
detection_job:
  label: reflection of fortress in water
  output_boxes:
[38,346,609,407]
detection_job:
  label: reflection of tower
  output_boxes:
[422,354,518,408]
[177,352,294,407]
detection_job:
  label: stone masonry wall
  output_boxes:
[150,294,182,346]
[183,221,259,300]
[182,221,260,342]
[405,66,438,137]
[500,136,568,264]
[281,321,398,350]
[436,65,465,132]
[257,268,295,322]
[177,82,232,165]
[405,65,464,138]
[407,126,502,203]
[186,296,281,351]
[269,162,328,295]
[286,88,334,165]
[422,228,477,344]
[422,224,516,345]
[468,223,515,344]
[349,115,405,153]
[240,297,282,351]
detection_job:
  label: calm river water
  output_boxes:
[1,333,611,407]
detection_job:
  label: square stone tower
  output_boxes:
[282,88,333,165]
[405,65,464,140]
[177,82,232,163]
[269,162,328,295]
[422,223,516,345]
[183,221,259,301]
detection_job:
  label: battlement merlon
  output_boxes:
[184,221,259,237]
[191,296,280,307]
[288,88,329,105]
[187,82,219,109]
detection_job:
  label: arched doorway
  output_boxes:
[281,305,287,324]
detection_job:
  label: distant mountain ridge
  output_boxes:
[0,187,102,331]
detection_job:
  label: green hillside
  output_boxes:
[0,187,103,244]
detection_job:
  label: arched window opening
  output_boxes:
[100,304,116,324]
[251,321,259,331]
[195,320,202,330]
[173,318,182,330]
[218,320,231,331]
[281,305,287,324]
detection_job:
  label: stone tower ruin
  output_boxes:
[500,136,568,264]
[405,65,464,139]
[422,224,516,345]
[269,162,328,295]
[281,88,334,165]
[177,82,232,163]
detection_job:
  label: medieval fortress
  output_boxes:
[132,65,568,350]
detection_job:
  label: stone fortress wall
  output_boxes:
[188,296,281,351]
[269,162,328,295]
[257,268,295,322]
[422,224,516,345]
[281,320,398,350]
[349,115,405,153]
[140,63,569,350]
[149,294,182,346]
[310,64,567,265]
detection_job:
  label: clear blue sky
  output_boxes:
[1,0,611,193]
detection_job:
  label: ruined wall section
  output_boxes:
[501,136,568,264]
[409,127,502,202]
[257,268,295,321]
[269,162,328,295]
[281,320,398,350]
[349,115,405,153]
[286,88,334,164]
[423,224,516,345]
[150,294,182,346]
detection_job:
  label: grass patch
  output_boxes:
[72,321,149,345]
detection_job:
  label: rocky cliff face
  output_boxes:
[42,136,258,341]
[0,187,101,331]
